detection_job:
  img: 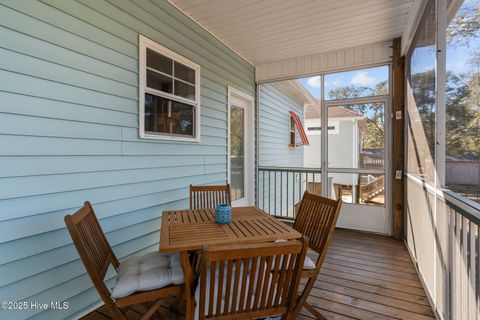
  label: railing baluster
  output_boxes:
[313,172,315,190]
[280,171,283,217]
[274,171,277,215]
[293,172,302,204]
[289,171,297,217]
[462,216,468,320]
[262,170,265,211]
[286,171,289,218]
[477,224,480,320]
[257,167,322,220]
[268,171,271,214]
[468,220,476,320]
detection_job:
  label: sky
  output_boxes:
[299,65,389,100]
[296,0,480,100]
[446,0,480,75]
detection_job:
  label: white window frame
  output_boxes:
[138,35,201,142]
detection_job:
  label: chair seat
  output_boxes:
[274,240,315,270]
[111,252,184,299]
[303,256,316,270]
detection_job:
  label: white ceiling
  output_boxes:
[169,0,414,65]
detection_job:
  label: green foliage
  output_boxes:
[327,81,387,149]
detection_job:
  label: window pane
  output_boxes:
[147,70,173,93]
[147,48,172,75]
[174,80,196,101]
[174,61,195,84]
[230,105,245,201]
[328,173,385,205]
[144,93,194,137]
[324,66,389,100]
[406,0,436,183]
[446,0,480,203]
[328,103,385,169]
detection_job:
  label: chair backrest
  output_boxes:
[197,238,308,320]
[190,184,231,209]
[64,202,119,304]
[293,191,342,264]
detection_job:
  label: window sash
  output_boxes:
[139,35,200,142]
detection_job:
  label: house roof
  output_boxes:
[304,104,364,119]
[276,79,317,106]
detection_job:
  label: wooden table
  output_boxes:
[159,206,302,319]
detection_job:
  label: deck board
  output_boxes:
[81,229,433,320]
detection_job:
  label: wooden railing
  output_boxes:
[359,152,384,169]
[444,191,480,320]
[360,175,385,202]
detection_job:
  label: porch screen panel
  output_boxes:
[445,0,480,204]
[405,0,441,316]
[406,0,437,185]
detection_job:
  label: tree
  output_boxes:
[327,80,388,149]
[445,0,480,158]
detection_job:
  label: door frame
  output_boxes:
[322,95,392,234]
[227,86,255,206]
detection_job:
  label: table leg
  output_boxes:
[180,251,194,320]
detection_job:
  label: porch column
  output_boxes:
[392,37,405,240]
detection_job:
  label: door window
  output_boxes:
[230,105,245,202]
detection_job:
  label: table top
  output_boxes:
[159,206,302,252]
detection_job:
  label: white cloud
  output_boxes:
[307,76,321,88]
[351,72,376,86]
[325,78,342,88]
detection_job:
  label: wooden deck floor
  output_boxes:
[82,229,434,320]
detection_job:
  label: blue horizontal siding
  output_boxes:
[258,83,304,216]
[0,0,254,319]
[259,83,303,167]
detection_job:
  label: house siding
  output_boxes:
[258,83,304,216]
[258,83,303,167]
[304,119,356,169]
[0,1,254,319]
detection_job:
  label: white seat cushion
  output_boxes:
[111,252,184,299]
[303,256,316,270]
[274,240,316,270]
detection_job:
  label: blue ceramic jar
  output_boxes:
[215,204,232,224]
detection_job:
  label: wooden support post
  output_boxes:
[392,38,405,240]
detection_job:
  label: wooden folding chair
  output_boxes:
[292,192,342,319]
[189,184,231,209]
[64,202,183,320]
[195,237,308,320]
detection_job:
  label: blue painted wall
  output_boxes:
[0,0,254,319]
[258,83,304,167]
[258,83,304,217]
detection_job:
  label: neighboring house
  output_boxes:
[303,103,366,201]
[445,154,480,201]
[258,80,306,216]
[258,81,304,167]
[303,104,365,171]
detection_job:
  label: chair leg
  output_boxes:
[304,301,327,320]
[180,251,195,320]
[140,300,163,320]
[293,276,317,318]
[169,287,185,311]
[107,305,128,320]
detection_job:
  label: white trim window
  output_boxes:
[138,35,201,142]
